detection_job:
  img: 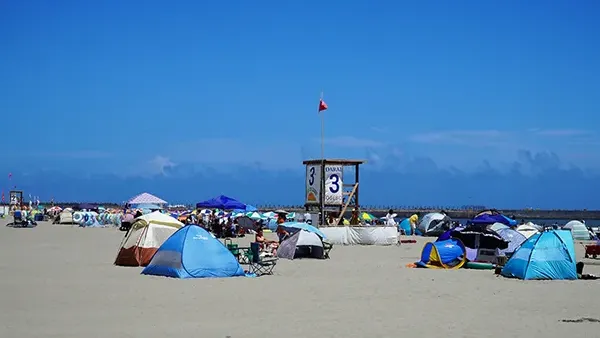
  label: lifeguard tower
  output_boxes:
[302,158,365,225]
[9,190,23,206]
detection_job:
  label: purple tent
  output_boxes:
[196,195,246,210]
[469,214,517,226]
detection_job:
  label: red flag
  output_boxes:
[318,99,328,112]
[1,191,4,202]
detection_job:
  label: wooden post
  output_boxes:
[337,183,358,226]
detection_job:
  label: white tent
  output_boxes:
[516,223,540,239]
[114,211,184,266]
[56,209,75,225]
[563,220,590,240]
[417,212,451,236]
[276,230,325,259]
[488,222,509,232]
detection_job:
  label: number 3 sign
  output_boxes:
[305,165,321,204]
[324,165,343,205]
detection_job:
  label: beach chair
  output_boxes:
[249,242,277,276]
[322,240,333,259]
[12,211,26,227]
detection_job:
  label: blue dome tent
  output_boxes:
[416,239,467,269]
[501,230,577,280]
[142,225,245,279]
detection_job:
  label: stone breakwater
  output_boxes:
[28,202,600,220]
[278,208,600,220]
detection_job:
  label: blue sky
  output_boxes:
[1,1,599,209]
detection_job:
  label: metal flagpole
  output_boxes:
[319,92,325,225]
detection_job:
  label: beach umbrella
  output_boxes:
[360,212,374,221]
[237,216,257,230]
[248,212,263,220]
[263,211,276,218]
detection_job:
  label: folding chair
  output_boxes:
[12,211,26,227]
[322,240,333,259]
[249,242,277,276]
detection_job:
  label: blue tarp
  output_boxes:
[196,195,246,210]
[142,225,245,279]
[245,205,258,212]
[281,222,326,239]
[501,230,577,280]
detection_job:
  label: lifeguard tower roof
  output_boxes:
[302,159,366,165]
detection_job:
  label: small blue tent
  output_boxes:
[416,239,467,269]
[501,230,577,280]
[398,218,412,235]
[142,225,245,279]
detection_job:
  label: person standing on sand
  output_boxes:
[384,209,397,227]
[408,214,418,236]
[303,211,312,224]
[349,209,360,225]
[275,212,290,241]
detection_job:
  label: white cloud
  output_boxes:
[409,130,509,146]
[164,138,302,169]
[34,150,113,159]
[148,155,176,175]
[533,129,591,137]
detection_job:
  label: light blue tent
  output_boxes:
[501,230,577,280]
[266,218,278,231]
[398,218,412,235]
[281,222,326,239]
[142,225,245,279]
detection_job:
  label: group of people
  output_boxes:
[180,209,291,256]
[323,209,420,235]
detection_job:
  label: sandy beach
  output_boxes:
[1,220,600,338]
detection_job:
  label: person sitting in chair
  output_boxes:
[255,228,278,254]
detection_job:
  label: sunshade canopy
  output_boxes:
[196,195,246,210]
[128,192,167,205]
